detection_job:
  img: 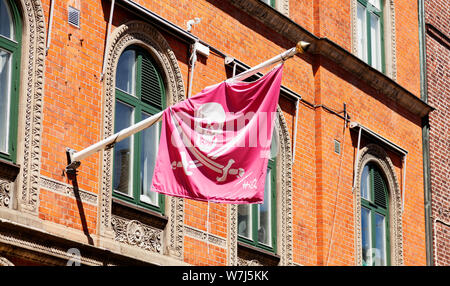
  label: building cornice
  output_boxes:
[227,0,434,118]
[117,0,432,117]
[0,210,189,266]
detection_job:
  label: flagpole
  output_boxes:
[66,111,163,171]
[65,41,310,172]
[227,41,310,82]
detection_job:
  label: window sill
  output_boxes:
[112,198,168,230]
[237,241,280,266]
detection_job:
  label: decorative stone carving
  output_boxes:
[353,144,404,266]
[237,257,263,266]
[165,196,184,258]
[0,257,14,266]
[39,176,98,205]
[0,157,20,210]
[229,108,293,266]
[276,107,294,266]
[0,180,12,208]
[228,205,239,265]
[184,225,227,248]
[111,216,163,254]
[17,0,47,214]
[0,230,102,266]
[274,0,289,17]
[100,21,185,259]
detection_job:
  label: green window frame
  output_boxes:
[261,0,276,8]
[0,0,22,163]
[113,45,166,214]
[237,158,277,253]
[356,0,385,73]
[361,163,390,266]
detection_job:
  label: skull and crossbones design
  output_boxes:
[193,102,226,153]
[171,102,244,182]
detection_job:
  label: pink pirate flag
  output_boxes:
[150,64,283,204]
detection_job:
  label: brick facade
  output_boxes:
[0,0,432,266]
[424,0,450,266]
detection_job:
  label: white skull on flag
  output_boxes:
[194,102,226,153]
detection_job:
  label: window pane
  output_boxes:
[269,127,278,159]
[140,112,160,206]
[113,101,134,196]
[368,0,381,10]
[0,50,11,153]
[116,49,136,96]
[356,3,367,62]
[258,168,272,246]
[361,207,372,266]
[374,213,387,266]
[361,165,371,201]
[0,0,13,40]
[238,204,252,239]
[370,13,382,71]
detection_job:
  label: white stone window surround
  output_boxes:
[351,0,397,80]
[353,144,404,266]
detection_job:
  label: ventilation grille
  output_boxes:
[373,169,387,209]
[141,55,163,109]
[68,6,80,28]
[334,139,341,154]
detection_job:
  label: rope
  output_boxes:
[207,201,210,256]
[325,118,347,265]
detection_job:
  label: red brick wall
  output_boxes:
[424,0,450,266]
[33,0,428,265]
[395,0,421,95]
[40,0,106,223]
[39,189,97,234]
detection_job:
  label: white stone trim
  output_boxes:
[353,144,404,265]
[39,176,98,205]
[12,0,46,214]
[350,0,397,79]
[99,21,186,259]
[229,107,293,265]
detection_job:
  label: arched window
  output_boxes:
[238,134,277,253]
[361,163,390,266]
[0,0,21,163]
[113,45,165,213]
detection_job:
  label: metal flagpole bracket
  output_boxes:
[63,111,163,173]
[65,147,80,174]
